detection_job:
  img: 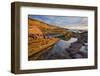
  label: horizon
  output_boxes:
[28,15,88,29]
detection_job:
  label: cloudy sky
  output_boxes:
[28,15,88,29]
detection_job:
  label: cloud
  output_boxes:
[29,15,88,27]
[80,17,88,24]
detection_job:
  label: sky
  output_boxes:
[28,15,88,28]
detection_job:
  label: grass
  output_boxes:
[28,38,60,57]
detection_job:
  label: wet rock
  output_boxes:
[66,42,83,54]
[72,53,83,58]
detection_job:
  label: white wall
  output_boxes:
[0,0,100,76]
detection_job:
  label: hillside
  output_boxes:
[28,18,74,60]
[28,18,70,35]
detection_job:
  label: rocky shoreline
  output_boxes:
[32,31,88,60]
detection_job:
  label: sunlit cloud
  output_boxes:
[28,15,88,28]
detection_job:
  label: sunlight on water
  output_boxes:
[51,38,78,53]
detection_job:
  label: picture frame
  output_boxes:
[11,2,98,74]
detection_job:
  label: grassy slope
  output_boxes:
[28,18,73,58]
[28,18,69,35]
